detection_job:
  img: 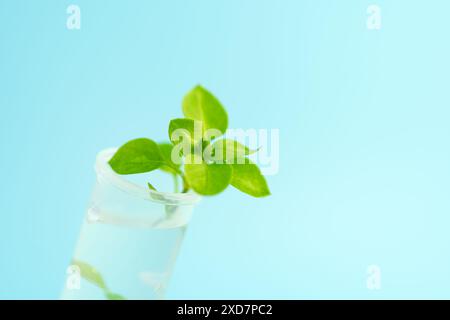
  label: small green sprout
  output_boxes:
[109,85,270,197]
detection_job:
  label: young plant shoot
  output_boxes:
[109,85,270,198]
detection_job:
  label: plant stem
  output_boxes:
[180,173,190,193]
[172,174,179,193]
[173,168,190,193]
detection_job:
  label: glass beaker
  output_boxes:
[61,148,200,300]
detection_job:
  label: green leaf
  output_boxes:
[158,142,181,174]
[147,182,157,191]
[168,118,204,164]
[72,260,107,290]
[109,138,164,174]
[182,85,228,135]
[168,118,201,145]
[185,158,232,195]
[230,161,270,197]
[105,291,126,300]
[206,139,256,164]
[72,260,127,300]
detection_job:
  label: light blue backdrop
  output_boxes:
[1,0,450,299]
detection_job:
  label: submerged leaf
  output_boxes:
[105,291,126,300]
[72,260,107,290]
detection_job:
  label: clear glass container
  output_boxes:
[61,148,200,300]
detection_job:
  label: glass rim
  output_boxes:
[95,148,201,206]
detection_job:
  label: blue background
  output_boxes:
[1,0,450,299]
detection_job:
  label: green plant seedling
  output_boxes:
[109,85,270,197]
